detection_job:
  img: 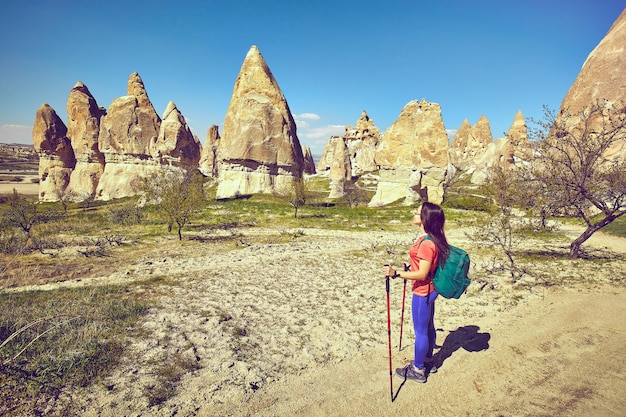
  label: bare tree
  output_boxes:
[4,189,42,239]
[341,183,369,208]
[472,165,529,282]
[274,176,308,219]
[528,101,626,259]
[143,168,206,240]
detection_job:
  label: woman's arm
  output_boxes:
[383,259,432,282]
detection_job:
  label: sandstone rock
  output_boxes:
[328,137,351,199]
[370,99,448,206]
[449,119,471,169]
[317,136,341,172]
[216,45,304,199]
[344,110,380,175]
[470,111,530,184]
[65,82,106,200]
[302,146,316,175]
[502,110,530,165]
[32,104,76,201]
[450,115,493,171]
[199,125,220,177]
[96,72,162,200]
[317,111,380,175]
[558,8,626,161]
[151,101,201,167]
[98,72,161,156]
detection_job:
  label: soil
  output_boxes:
[5,223,626,417]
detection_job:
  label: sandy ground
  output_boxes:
[6,223,626,416]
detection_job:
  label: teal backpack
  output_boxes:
[423,236,471,299]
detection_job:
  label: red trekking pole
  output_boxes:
[398,263,409,351]
[384,265,393,401]
[399,278,407,351]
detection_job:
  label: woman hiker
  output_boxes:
[383,201,450,383]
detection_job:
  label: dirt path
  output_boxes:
[215,288,626,417]
[11,226,625,416]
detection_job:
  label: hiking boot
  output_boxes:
[395,364,426,383]
[425,357,437,374]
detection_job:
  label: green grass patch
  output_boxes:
[0,285,152,416]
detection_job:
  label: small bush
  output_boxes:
[108,205,144,226]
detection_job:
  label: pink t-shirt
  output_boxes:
[409,234,438,296]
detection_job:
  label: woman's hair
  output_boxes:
[420,202,450,264]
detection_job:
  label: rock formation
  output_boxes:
[302,146,316,175]
[370,99,449,206]
[344,111,380,175]
[199,125,220,178]
[470,110,530,184]
[557,8,626,161]
[328,137,351,199]
[317,136,340,172]
[449,119,471,169]
[151,101,201,167]
[501,110,530,166]
[64,82,106,200]
[216,45,304,199]
[449,115,493,170]
[317,111,380,175]
[32,104,75,201]
[96,72,163,200]
[33,73,204,202]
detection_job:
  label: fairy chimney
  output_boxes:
[32,104,76,201]
[64,82,106,200]
[370,99,449,206]
[199,125,221,177]
[557,8,626,161]
[328,137,352,198]
[96,72,162,200]
[151,101,201,167]
[216,45,304,199]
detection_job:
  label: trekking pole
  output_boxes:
[398,263,409,351]
[399,278,407,351]
[384,265,393,401]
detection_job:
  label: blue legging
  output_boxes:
[412,291,438,368]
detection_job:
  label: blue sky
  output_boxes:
[1,1,624,157]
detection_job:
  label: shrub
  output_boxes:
[108,205,144,226]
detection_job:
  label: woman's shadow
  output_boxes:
[393,325,490,400]
[432,325,491,371]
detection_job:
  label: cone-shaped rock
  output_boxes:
[502,110,530,165]
[302,145,316,175]
[471,111,530,184]
[65,82,106,199]
[151,101,201,167]
[449,119,472,169]
[370,99,448,206]
[98,72,161,155]
[328,137,352,199]
[199,125,221,177]
[317,135,341,172]
[216,45,304,199]
[33,104,76,201]
[558,9,626,160]
[96,72,162,200]
[345,110,380,175]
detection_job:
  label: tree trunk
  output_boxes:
[568,215,616,259]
